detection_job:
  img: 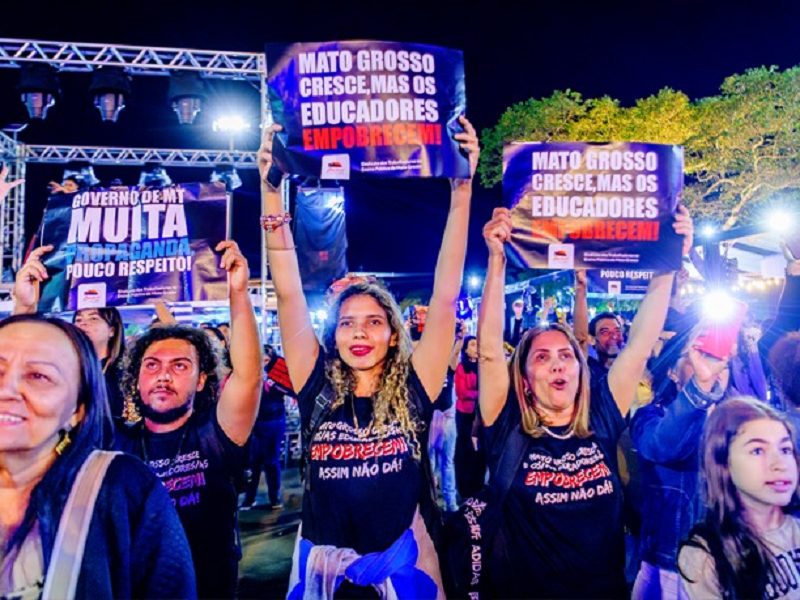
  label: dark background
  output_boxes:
[2,0,799,296]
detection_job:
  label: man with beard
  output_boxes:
[587,311,625,381]
[115,240,262,599]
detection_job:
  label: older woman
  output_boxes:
[476,206,692,598]
[260,117,478,599]
[0,315,196,598]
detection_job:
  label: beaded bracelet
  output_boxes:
[260,213,292,232]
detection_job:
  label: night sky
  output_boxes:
[2,0,799,294]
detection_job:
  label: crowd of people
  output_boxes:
[0,121,799,600]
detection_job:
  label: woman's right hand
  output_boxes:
[483,207,512,257]
[14,245,53,311]
[688,345,729,394]
[257,123,286,192]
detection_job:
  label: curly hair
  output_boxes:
[321,282,422,458]
[122,324,224,418]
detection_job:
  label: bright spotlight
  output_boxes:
[468,275,481,290]
[213,115,250,133]
[315,310,328,322]
[701,225,716,238]
[702,290,736,323]
[766,210,795,235]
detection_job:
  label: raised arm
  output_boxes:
[608,204,693,415]
[573,269,589,356]
[215,241,263,445]
[258,124,319,392]
[478,208,512,426]
[449,328,465,371]
[411,115,478,400]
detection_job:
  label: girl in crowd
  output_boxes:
[454,335,484,498]
[259,117,478,599]
[632,319,735,599]
[679,397,800,600]
[0,315,195,598]
[477,206,692,598]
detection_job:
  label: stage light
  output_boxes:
[62,165,100,188]
[766,210,795,234]
[212,115,250,133]
[138,162,172,187]
[210,164,242,190]
[168,72,207,125]
[702,290,736,323]
[315,310,328,322]
[700,224,716,239]
[89,67,131,122]
[17,64,60,120]
[468,275,481,290]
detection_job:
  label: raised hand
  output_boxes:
[451,115,480,189]
[13,245,54,312]
[215,240,249,294]
[483,207,512,257]
[674,204,694,258]
[688,345,729,393]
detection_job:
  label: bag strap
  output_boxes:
[42,450,121,600]
[301,383,336,490]
[492,425,528,502]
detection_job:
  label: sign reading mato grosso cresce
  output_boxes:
[504,142,684,271]
[267,40,469,180]
[37,182,229,311]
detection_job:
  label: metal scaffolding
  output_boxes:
[0,38,264,80]
[0,37,273,335]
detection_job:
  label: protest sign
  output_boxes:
[36,182,228,311]
[504,142,684,270]
[267,40,469,179]
[586,268,655,297]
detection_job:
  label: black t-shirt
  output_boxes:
[114,409,246,599]
[298,349,434,555]
[483,376,628,599]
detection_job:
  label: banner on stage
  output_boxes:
[586,268,655,297]
[504,142,684,271]
[266,40,469,179]
[36,182,229,311]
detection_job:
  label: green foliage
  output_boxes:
[480,67,800,228]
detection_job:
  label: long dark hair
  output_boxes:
[122,324,224,417]
[679,397,800,599]
[0,315,113,565]
[460,335,478,374]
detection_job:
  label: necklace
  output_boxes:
[540,425,575,440]
[140,415,191,466]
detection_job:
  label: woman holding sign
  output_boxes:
[475,205,692,598]
[259,117,478,599]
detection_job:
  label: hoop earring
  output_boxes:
[55,428,72,456]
